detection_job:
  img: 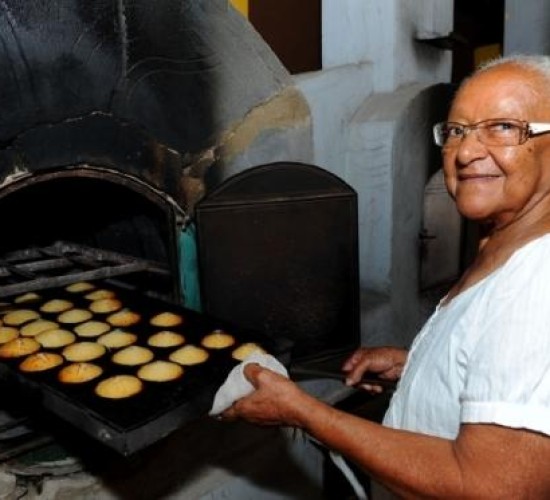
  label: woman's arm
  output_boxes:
[223,364,550,498]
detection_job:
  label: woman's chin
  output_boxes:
[455,202,495,222]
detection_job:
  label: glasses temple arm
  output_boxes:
[529,123,550,135]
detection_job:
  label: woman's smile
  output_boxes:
[457,172,501,182]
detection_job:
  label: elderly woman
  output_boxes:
[222,55,550,498]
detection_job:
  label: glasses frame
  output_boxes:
[433,119,550,148]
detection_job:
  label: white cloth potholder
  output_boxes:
[209,352,288,416]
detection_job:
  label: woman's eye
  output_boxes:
[489,121,516,132]
[447,125,464,138]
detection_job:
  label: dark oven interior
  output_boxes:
[0,167,182,303]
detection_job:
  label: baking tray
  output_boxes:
[0,281,286,455]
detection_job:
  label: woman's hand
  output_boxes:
[221,363,315,427]
[342,346,408,393]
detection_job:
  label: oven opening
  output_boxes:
[0,167,182,303]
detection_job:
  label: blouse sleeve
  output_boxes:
[460,239,550,436]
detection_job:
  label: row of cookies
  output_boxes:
[1,316,265,365]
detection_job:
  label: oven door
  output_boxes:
[196,161,361,364]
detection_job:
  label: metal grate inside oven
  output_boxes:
[0,241,172,301]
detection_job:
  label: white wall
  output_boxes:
[322,0,452,91]
[295,0,453,345]
[504,0,550,55]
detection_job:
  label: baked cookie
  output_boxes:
[149,312,183,328]
[106,310,141,327]
[95,375,143,399]
[63,342,106,362]
[137,360,184,382]
[36,329,76,349]
[0,337,41,358]
[0,327,19,344]
[58,362,103,384]
[231,342,267,361]
[19,352,64,373]
[66,282,95,293]
[89,298,122,314]
[112,345,154,366]
[201,330,236,350]
[147,331,185,348]
[169,345,209,366]
[40,299,73,314]
[14,292,41,304]
[97,329,137,349]
[3,309,40,326]
[57,309,93,324]
[74,321,110,338]
[20,320,59,337]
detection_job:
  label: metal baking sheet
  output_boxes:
[0,281,285,455]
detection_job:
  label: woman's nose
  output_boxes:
[453,130,488,164]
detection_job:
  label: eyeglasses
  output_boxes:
[433,119,550,148]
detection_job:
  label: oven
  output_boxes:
[0,0,360,496]
[0,158,360,456]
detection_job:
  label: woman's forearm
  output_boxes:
[293,391,550,498]
[227,365,550,498]
[294,393,466,498]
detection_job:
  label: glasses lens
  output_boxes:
[433,122,461,147]
[433,120,527,148]
[433,123,448,146]
[477,120,524,146]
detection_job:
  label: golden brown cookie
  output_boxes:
[74,321,110,338]
[97,329,137,349]
[19,352,64,373]
[231,342,267,361]
[65,282,95,293]
[20,320,59,337]
[106,310,141,327]
[137,361,184,382]
[201,330,236,349]
[149,312,183,328]
[40,299,73,314]
[3,309,40,326]
[95,375,143,399]
[0,327,19,344]
[147,331,185,348]
[169,345,209,366]
[36,329,76,349]
[112,345,154,366]
[14,292,41,304]
[58,362,103,384]
[62,342,106,362]
[57,309,93,324]
[89,298,122,314]
[0,337,41,358]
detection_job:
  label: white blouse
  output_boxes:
[383,234,550,439]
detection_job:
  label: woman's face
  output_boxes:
[443,64,550,228]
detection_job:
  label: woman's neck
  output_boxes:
[443,212,550,305]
